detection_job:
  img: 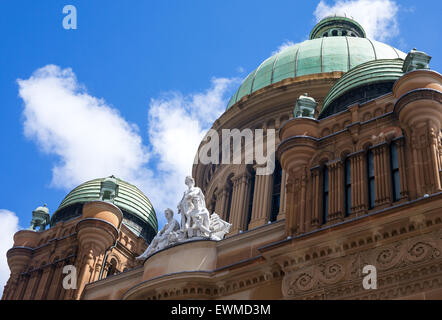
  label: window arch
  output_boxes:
[107,258,118,278]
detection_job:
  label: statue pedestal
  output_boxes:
[142,239,217,281]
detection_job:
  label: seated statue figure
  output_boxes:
[186,196,211,238]
[209,213,232,240]
[136,208,180,260]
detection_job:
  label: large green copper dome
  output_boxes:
[226,17,406,109]
[51,176,158,242]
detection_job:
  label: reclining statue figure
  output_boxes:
[136,208,180,260]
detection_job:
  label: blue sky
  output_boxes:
[0,0,441,291]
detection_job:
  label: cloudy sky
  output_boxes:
[0,0,441,294]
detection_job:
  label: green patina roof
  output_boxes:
[226,17,405,110]
[321,59,405,114]
[55,177,158,231]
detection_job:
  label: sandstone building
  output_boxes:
[2,16,442,300]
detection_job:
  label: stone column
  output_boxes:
[394,138,408,200]
[215,187,232,222]
[285,176,296,235]
[349,151,367,216]
[229,173,253,233]
[74,201,121,299]
[39,264,55,300]
[277,170,287,221]
[15,273,30,300]
[327,160,344,222]
[22,271,38,300]
[428,127,442,192]
[310,166,321,228]
[373,144,392,207]
[249,171,273,230]
[29,270,43,300]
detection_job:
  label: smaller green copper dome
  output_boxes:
[52,176,158,242]
[321,59,405,116]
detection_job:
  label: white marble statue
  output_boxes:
[136,176,232,260]
[136,208,180,260]
[209,213,232,241]
[187,195,211,238]
[177,176,205,231]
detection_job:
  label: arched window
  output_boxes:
[367,150,375,209]
[332,30,338,36]
[344,157,352,216]
[270,161,282,222]
[107,258,118,278]
[208,189,217,213]
[322,166,329,224]
[342,30,347,36]
[390,142,400,202]
[323,32,328,37]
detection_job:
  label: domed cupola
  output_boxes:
[309,16,366,39]
[50,176,158,242]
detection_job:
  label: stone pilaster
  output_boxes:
[327,160,344,222]
[394,138,409,200]
[349,151,367,216]
[73,201,121,299]
[249,170,273,230]
[373,144,392,207]
[229,173,253,233]
[215,187,231,222]
[277,170,287,221]
[22,271,38,300]
[310,166,321,228]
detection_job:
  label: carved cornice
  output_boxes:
[394,88,442,115]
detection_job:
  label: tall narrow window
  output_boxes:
[225,180,233,223]
[107,258,118,278]
[390,142,401,202]
[322,166,329,224]
[270,161,282,222]
[246,172,255,230]
[367,150,375,209]
[344,158,352,216]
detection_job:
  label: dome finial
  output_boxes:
[310,16,366,39]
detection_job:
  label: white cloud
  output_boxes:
[18,65,151,189]
[0,209,20,297]
[314,0,399,41]
[145,77,240,224]
[271,40,295,55]
[18,65,239,227]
